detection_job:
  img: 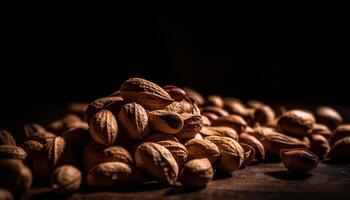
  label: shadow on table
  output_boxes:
[265,170,312,180]
[165,185,206,196]
[28,182,169,200]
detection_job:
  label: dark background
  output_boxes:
[1,2,349,128]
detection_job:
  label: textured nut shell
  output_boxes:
[21,140,43,160]
[89,110,118,145]
[33,136,74,181]
[0,145,27,160]
[200,126,238,141]
[280,148,319,173]
[148,110,183,134]
[85,96,125,122]
[212,115,247,134]
[24,123,46,138]
[260,131,307,157]
[327,137,350,160]
[135,142,178,185]
[119,102,150,140]
[315,106,343,130]
[239,133,265,160]
[87,162,132,188]
[51,165,82,194]
[277,110,315,136]
[120,78,174,110]
[185,139,220,163]
[0,130,16,146]
[240,143,256,166]
[330,125,350,146]
[26,131,56,145]
[180,158,213,187]
[0,159,32,193]
[176,114,203,141]
[83,144,133,170]
[157,140,188,167]
[206,136,244,173]
[165,98,199,115]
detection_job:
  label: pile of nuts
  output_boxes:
[1,77,350,198]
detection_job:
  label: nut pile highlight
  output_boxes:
[0,77,349,197]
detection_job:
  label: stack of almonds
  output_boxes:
[1,77,350,197]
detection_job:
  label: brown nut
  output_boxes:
[87,162,132,188]
[89,110,118,145]
[308,134,330,159]
[0,145,27,161]
[315,106,343,131]
[277,110,315,136]
[253,105,276,126]
[148,110,184,134]
[200,126,239,141]
[176,114,203,141]
[83,144,133,171]
[201,115,212,127]
[201,112,219,122]
[212,115,247,134]
[240,143,256,166]
[120,77,174,110]
[329,125,350,146]
[33,137,74,181]
[206,136,244,173]
[47,114,83,134]
[183,87,205,106]
[66,102,89,119]
[205,95,224,108]
[223,101,247,116]
[0,188,13,200]
[63,127,92,157]
[260,131,308,158]
[165,97,200,115]
[239,133,265,160]
[51,165,82,194]
[0,130,16,146]
[119,102,150,140]
[185,139,220,164]
[180,158,213,187]
[163,85,187,101]
[327,137,350,160]
[21,140,43,163]
[246,100,265,109]
[308,124,332,139]
[24,123,46,138]
[85,96,125,122]
[157,140,188,167]
[280,148,319,173]
[26,131,56,145]
[0,159,32,193]
[200,106,229,117]
[134,142,178,185]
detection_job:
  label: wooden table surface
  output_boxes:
[22,162,350,200]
